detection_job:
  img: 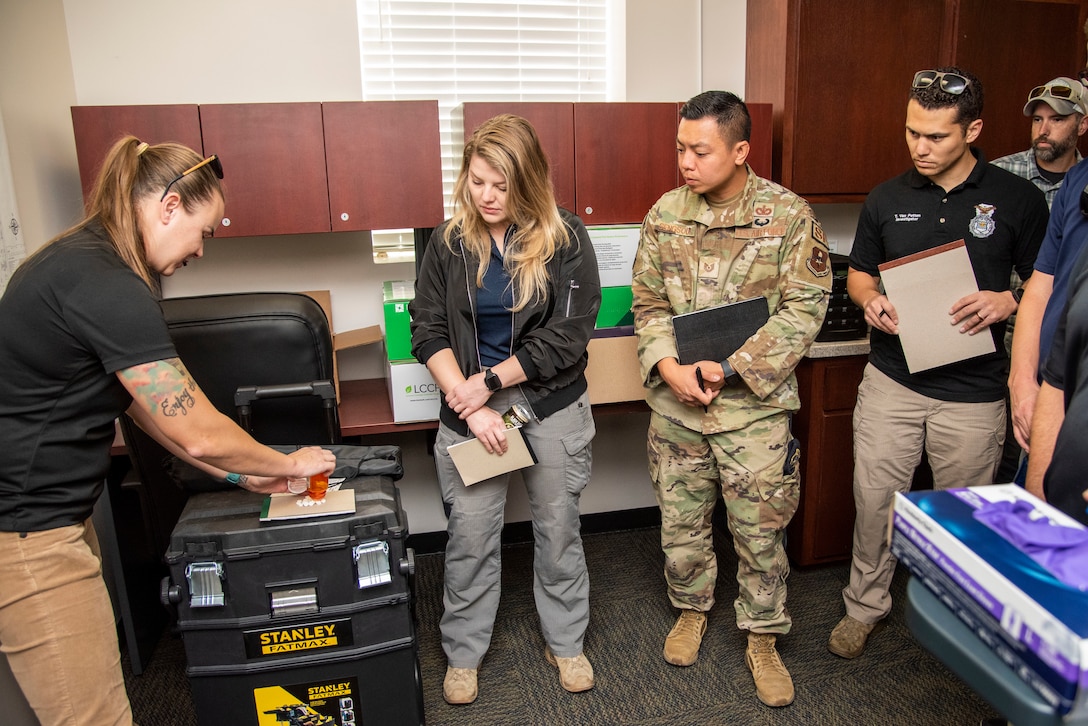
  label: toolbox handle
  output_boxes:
[234,380,337,441]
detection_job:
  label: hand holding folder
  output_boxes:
[446,421,538,486]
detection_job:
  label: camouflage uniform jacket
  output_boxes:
[632,166,832,434]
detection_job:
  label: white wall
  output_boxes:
[0,0,753,533]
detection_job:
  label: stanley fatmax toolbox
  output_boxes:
[162,465,424,725]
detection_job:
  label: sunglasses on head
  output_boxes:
[1028,83,1081,103]
[160,155,223,202]
[912,70,970,96]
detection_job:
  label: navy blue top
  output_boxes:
[477,238,514,367]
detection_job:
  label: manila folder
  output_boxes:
[877,239,995,373]
[447,426,538,486]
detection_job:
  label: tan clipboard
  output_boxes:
[447,426,537,486]
[877,239,996,373]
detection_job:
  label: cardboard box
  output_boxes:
[383,280,416,362]
[386,359,440,423]
[302,290,383,402]
[891,484,1088,716]
[596,286,633,328]
[585,330,645,405]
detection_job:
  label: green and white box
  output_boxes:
[383,280,415,362]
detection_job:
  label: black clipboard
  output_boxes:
[672,296,769,365]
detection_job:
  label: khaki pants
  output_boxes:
[843,365,1004,623]
[0,519,134,726]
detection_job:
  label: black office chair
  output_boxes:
[113,291,340,672]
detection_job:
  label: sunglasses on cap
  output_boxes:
[160,155,224,202]
[912,70,970,96]
[1028,82,1081,103]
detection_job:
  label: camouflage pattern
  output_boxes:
[648,411,799,632]
[632,166,831,435]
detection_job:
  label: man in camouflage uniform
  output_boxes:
[632,90,831,708]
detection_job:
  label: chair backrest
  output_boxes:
[120,291,340,553]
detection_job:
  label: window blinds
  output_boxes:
[358,0,610,213]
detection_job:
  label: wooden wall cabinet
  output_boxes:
[746,0,1087,201]
[71,101,445,236]
[460,102,577,214]
[71,104,203,204]
[788,354,867,566]
[198,103,330,238]
[324,100,444,231]
[462,101,774,226]
[462,102,678,225]
[573,103,679,224]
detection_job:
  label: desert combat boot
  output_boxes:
[663,610,707,666]
[746,633,794,707]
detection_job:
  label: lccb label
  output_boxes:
[244,619,354,658]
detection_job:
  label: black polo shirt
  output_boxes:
[850,149,1048,402]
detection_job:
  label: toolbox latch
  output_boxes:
[353,541,391,589]
[270,587,319,618]
[185,562,225,608]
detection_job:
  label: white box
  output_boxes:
[386,360,440,423]
[892,484,1088,716]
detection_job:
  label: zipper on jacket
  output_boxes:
[565,280,579,316]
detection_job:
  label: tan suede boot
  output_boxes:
[663,610,707,666]
[746,633,794,707]
[443,666,478,705]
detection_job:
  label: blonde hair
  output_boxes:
[444,114,567,311]
[42,136,221,289]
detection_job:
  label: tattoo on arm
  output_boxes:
[120,358,200,418]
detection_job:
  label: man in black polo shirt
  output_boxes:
[827,67,1049,660]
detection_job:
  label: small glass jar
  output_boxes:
[501,403,532,429]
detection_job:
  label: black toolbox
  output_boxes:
[162,473,424,726]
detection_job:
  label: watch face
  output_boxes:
[486,370,501,391]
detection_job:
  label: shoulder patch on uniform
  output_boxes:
[736,226,787,238]
[654,222,695,236]
[806,245,830,278]
[811,219,829,249]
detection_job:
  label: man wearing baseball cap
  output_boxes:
[994,77,1087,483]
[993,77,1087,207]
[1008,75,1088,500]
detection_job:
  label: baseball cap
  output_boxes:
[1024,77,1088,116]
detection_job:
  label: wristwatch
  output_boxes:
[484,368,503,392]
[720,361,741,387]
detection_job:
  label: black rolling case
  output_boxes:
[162,459,424,726]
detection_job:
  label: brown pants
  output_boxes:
[0,519,134,726]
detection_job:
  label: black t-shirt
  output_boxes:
[850,150,1048,402]
[1041,243,1088,525]
[0,224,176,532]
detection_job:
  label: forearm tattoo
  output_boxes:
[122,358,200,418]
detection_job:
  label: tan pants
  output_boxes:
[0,519,134,726]
[843,365,1004,623]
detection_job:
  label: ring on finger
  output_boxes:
[977,311,984,320]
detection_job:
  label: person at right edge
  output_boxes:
[632,90,831,707]
[828,67,1048,661]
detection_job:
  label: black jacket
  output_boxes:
[410,208,602,434]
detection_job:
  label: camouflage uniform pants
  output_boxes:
[647,411,799,633]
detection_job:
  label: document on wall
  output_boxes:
[447,427,537,486]
[877,239,995,373]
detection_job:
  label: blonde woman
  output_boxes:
[410,114,602,705]
[0,136,334,725]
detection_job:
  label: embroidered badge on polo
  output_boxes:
[970,203,996,238]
